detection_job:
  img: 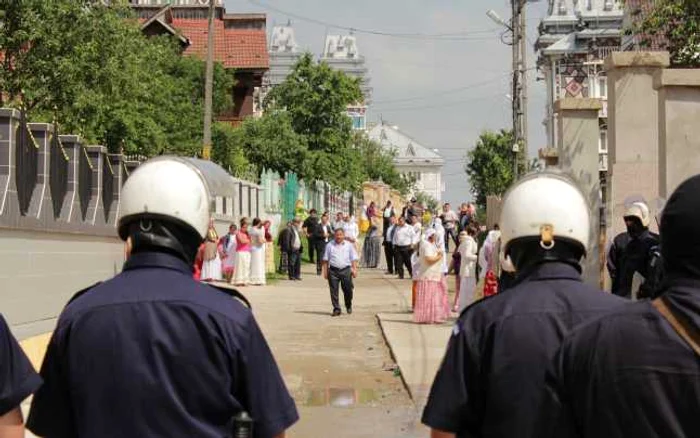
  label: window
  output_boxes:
[349,113,365,130]
[599,130,608,153]
[405,171,422,181]
[598,76,608,99]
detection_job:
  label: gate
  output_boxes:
[282,172,299,222]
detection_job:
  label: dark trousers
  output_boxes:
[287,249,301,279]
[328,266,353,311]
[394,245,413,279]
[445,226,459,251]
[383,242,395,274]
[315,239,329,274]
[307,238,315,263]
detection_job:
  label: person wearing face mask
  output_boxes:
[607,201,660,298]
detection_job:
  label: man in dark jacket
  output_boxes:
[282,219,303,280]
[302,209,320,263]
[536,173,700,438]
[422,172,626,438]
[607,200,659,298]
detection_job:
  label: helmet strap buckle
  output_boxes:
[540,224,555,250]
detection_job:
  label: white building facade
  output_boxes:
[368,123,444,202]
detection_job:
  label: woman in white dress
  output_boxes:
[457,227,479,312]
[248,218,266,286]
[199,227,222,282]
[232,219,252,286]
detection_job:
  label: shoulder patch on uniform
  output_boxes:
[209,284,252,309]
[66,282,102,307]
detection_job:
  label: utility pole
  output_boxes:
[202,0,216,160]
[510,0,528,180]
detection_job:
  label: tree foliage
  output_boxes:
[0,0,234,156]
[263,53,365,190]
[464,129,522,209]
[353,132,414,195]
[626,0,700,67]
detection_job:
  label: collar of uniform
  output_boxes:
[519,262,582,283]
[123,251,192,274]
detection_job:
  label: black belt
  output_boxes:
[395,245,411,249]
[330,266,351,271]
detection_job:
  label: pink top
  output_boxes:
[236,231,251,252]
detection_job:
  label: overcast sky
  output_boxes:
[225,0,551,206]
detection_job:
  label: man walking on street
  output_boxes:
[284,219,303,281]
[441,203,459,251]
[393,216,415,279]
[383,216,397,275]
[323,228,359,317]
[314,212,333,275]
[303,209,320,264]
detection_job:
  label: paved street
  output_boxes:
[20,262,455,437]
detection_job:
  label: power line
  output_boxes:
[249,0,501,40]
[372,74,509,105]
[373,93,502,112]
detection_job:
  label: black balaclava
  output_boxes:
[625,216,646,238]
[661,174,700,280]
[508,236,586,279]
[126,218,203,266]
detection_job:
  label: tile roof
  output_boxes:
[367,123,444,165]
[171,19,268,70]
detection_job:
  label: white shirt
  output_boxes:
[384,224,396,243]
[343,222,359,242]
[443,210,459,228]
[323,240,359,269]
[319,222,332,242]
[291,227,302,250]
[418,240,443,281]
[393,225,415,246]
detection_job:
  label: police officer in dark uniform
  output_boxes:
[536,173,700,438]
[422,172,627,438]
[27,157,298,438]
[607,200,659,298]
[0,314,42,437]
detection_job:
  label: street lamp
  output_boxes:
[486,10,511,31]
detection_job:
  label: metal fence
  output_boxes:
[50,129,69,218]
[78,146,93,220]
[15,111,38,216]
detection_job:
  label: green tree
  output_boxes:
[464,129,523,209]
[625,0,700,67]
[415,191,439,212]
[212,122,255,180]
[0,0,234,156]
[353,132,414,195]
[263,53,364,189]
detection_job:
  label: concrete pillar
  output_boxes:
[654,69,700,198]
[0,109,20,220]
[27,123,53,222]
[57,135,82,223]
[555,98,603,287]
[604,52,670,238]
[85,146,106,225]
[106,154,124,226]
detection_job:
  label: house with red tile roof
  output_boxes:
[132,1,269,125]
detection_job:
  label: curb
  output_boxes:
[375,313,416,403]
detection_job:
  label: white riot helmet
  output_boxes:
[624,201,651,228]
[118,157,211,242]
[500,171,591,256]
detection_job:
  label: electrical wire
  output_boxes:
[372,74,510,105]
[249,0,502,41]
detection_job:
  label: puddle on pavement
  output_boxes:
[303,387,380,407]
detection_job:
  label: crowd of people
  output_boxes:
[193,218,275,286]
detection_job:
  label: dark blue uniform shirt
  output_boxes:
[27,252,298,438]
[0,314,41,415]
[422,262,627,438]
[536,277,700,438]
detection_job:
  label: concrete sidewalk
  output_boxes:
[376,287,454,409]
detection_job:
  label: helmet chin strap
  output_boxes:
[129,220,201,266]
[508,237,584,276]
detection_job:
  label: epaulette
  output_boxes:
[209,284,252,309]
[66,282,102,307]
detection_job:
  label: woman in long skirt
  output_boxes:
[458,227,479,312]
[360,225,381,268]
[249,218,267,286]
[222,225,237,283]
[233,219,252,286]
[414,229,450,324]
[200,227,222,282]
[263,220,275,274]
